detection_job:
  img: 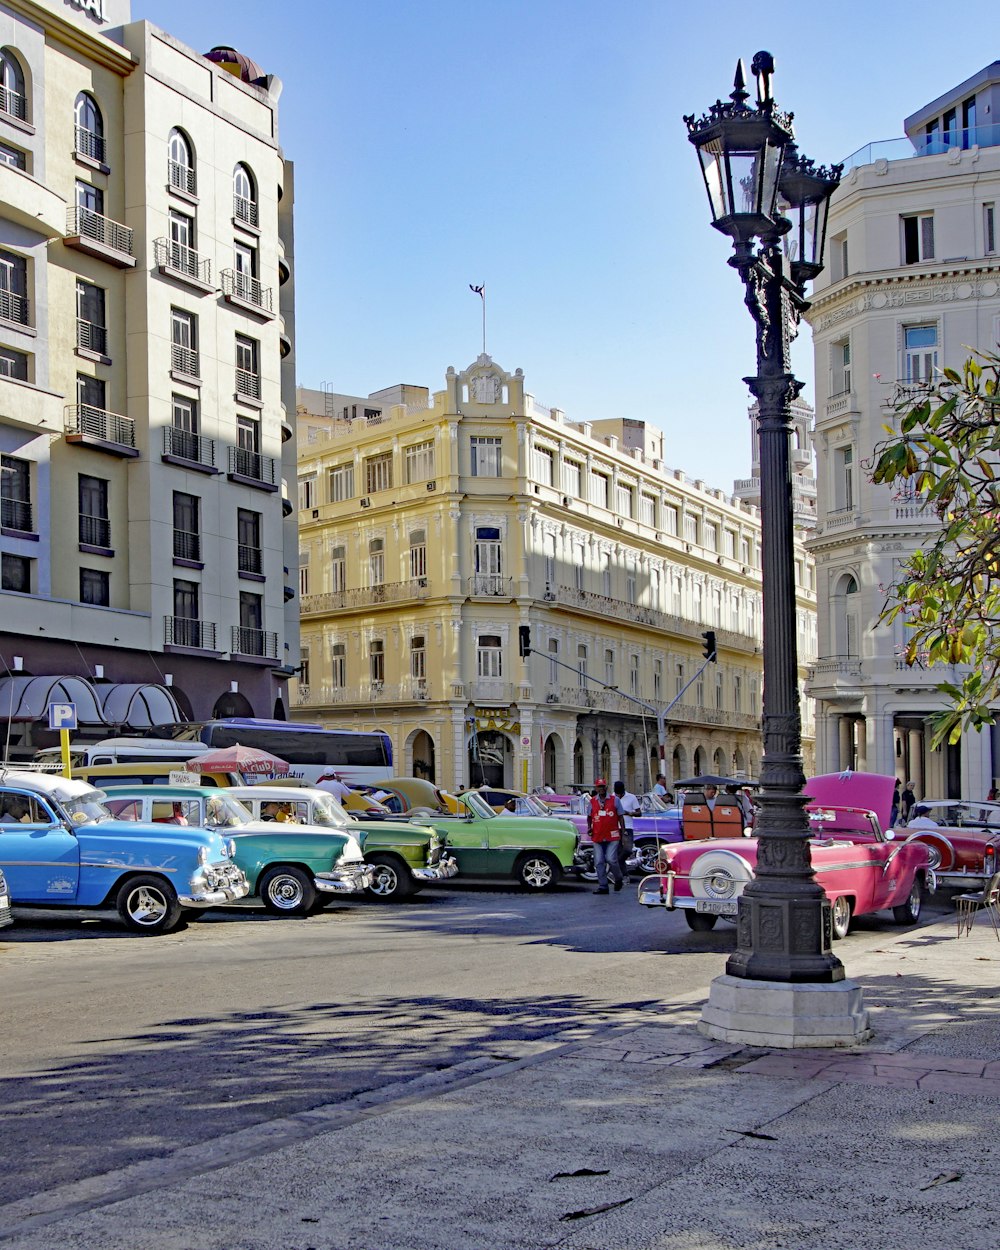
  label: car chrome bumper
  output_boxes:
[414,854,459,882]
[0,897,11,928]
[315,864,375,894]
[180,878,250,907]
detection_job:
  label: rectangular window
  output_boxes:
[629,654,639,696]
[830,336,851,395]
[1,552,30,592]
[172,393,198,433]
[299,550,309,597]
[925,118,941,152]
[574,543,585,592]
[331,643,346,688]
[404,440,434,483]
[299,645,310,687]
[653,658,662,701]
[410,636,426,684]
[235,334,260,399]
[548,637,559,685]
[470,436,501,477]
[409,529,427,580]
[943,107,957,148]
[239,590,262,632]
[715,670,724,710]
[0,141,25,170]
[604,648,615,686]
[330,546,346,593]
[662,504,678,536]
[562,459,582,497]
[298,475,317,510]
[173,578,199,622]
[238,413,260,455]
[616,482,634,518]
[238,509,262,575]
[369,640,385,685]
[172,491,200,562]
[76,280,106,356]
[829,230,848,282]
[78,474,109,548]
[577,643,588,687]
[368,538,384,587]
[474,525,503,594]
[683,513,698,544]
[902,213,934,264]
[365,452,392,493]
[1,454,30,531]
[171,308,198,377]
[675,661,685,696]
[836,446,855,512]
[590,470,610,508]
[703,522,718,553]
[80,567,109,606]
[0,249,28,326]
[531,445,554,486]
[734,674,742,712]
[963,95,977,147]
[723,529,736,560]
[477,634,502,679]
[626,566,637,603]
[328,463,354,502]
[0,346,28,380]
[903,324,938,383]
[985,203,995,255]
[639,493,656,527]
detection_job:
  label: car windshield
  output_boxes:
[640,793,671,813]
[305,793,351,829]
[62,790,114,825]
[521,795,553,816]
[202,795,252,829]
[461,791,496,819]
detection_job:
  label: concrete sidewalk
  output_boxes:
[2,912,999,1249]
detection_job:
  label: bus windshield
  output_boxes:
[146,719,393,786]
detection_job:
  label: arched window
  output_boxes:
[0,49,26,121]
[168,128,195,195]
[74,92,104,163]
[233,163,258,227]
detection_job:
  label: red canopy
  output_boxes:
[185,744,290,776]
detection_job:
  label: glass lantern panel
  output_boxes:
[758,137,784,219]
[726,149,763,216]
[698,141,728,220]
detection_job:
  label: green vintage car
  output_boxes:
[227,785,458,901]
[369,783,579,890]
[100,785,372,916]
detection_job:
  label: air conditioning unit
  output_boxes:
[360,497,371,509]
[562,496,570,507]
[426,480,437,491]
[311,509,319,519]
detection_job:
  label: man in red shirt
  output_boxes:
[588,779,624,894]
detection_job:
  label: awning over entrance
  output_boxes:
[0,675,106,724]
[99,683,183,728]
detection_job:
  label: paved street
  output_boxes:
[0,879,954,1216]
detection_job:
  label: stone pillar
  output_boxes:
[838,716,853,771]
[908,729,924,797]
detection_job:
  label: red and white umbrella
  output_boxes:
[185,744,290,776]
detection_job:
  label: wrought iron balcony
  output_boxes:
[468,574,512,598]
[65,404,136,451]
[231,625,278,659]
[163,425,215,468]
[165,616,216,650]
[170,343,200,379]
[172,528,201,562]
[291,679,432,706]
[1,496,32,531]
[234,194,259,228]
[0,85,25,120]
[79,512,110,547]
[228,445,276,486]
[168,159,196,196]
[65,208,135,263]
[75,126,105,164]
[221,268,272,312]
[552,584,759,653]
[235,368,262,401]
[155,237,212,286]
[238,544,263,575]
[300,579,430,615]
[76,318,107,356]
[0,287,28,326]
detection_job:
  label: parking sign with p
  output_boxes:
[48,702,78,731]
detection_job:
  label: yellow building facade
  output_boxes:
[294,355,817,793]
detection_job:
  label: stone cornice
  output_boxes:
[10,0,137,74]
[806,261,1000,332]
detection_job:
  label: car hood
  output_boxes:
[803,771,895,831]
[80,820,232,858]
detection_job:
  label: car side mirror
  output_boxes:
[884,830,895,841]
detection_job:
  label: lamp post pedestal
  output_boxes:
[700,976,872,1048]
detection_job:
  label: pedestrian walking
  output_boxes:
[587,779,623,894]
[614,780,641,880]
[900,781,916,824]
[890,779,901,827]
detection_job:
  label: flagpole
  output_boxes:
[470,283,486,355]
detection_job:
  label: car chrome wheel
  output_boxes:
[831,895,852,940]
[259,866,316,916]
[518,853,559,891]
[115,874,183,935]
[634,843,662,874]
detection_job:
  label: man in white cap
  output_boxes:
[316,771,351,801]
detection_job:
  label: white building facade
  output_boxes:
[806,61,1000,799]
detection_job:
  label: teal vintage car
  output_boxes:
[101,785,371,916]
[227,785,458,901]
[370,783,579,890]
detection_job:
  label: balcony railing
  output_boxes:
[468,574,512,598]
[65,404,136,449]
[66,207,134,259]
[221,268,272,312]
[79,513,110,547]
[168,159,196,196]
[173,528,201,562]
[1,497,32,531]
[75,126,106,164]
[292,680,433,706]
[165,616,216,650]
[235,368,262,401]
[76,318,107,355]
[233,194,259,227]
[155,238,211,285]
[163,425,215,468]
[170,343,200,379]
[238,544,263,575]
[228,445,276,486]
[300,579,430,615]
[231,625,278,659]
[0,85,26,121]
[806,657,863,681]
[0,287,28,326]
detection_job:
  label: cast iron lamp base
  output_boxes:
[699,975,872,1049]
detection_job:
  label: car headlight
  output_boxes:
[227,838,237,858]
[198,845,210,866]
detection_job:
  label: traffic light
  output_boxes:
[518,625,531,658]
[701,630,717,662]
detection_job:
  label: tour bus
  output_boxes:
[33,738,210,770]
[145,718,393,786]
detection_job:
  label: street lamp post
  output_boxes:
[685,54,871,1044]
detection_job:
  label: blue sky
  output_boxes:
[135,0,996,490]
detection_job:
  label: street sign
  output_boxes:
[47,702,78,731]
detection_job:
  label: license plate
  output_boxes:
[695,899,738,915]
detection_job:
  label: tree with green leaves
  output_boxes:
[870,348,1000,747]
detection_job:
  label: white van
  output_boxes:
[33,737,210,769]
